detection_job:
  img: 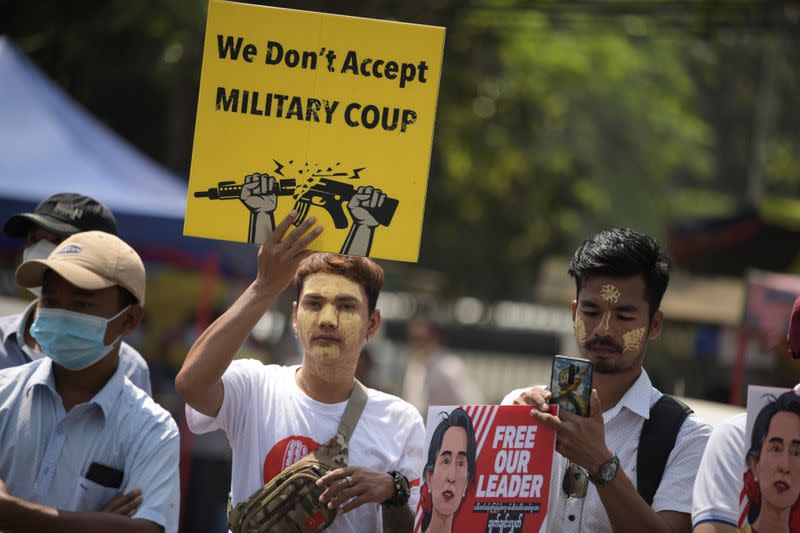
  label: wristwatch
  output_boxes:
[382,471,411,507]
[588,454,620,486]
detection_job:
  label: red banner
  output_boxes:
[414,405,556,533]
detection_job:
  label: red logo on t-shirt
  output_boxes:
[304,510,327,531]
[263,435,321,483]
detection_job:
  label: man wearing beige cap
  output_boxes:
[0,231,179,533]
[0,192,151,395]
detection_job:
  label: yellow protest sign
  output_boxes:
[184,0,445,262]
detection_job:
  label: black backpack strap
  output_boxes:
[636,395,692,507]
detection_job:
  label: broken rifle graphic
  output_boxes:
[194,178,398,229]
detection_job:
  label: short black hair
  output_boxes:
[568,228,671,321]
[117,286,137,311]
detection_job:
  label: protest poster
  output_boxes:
[184,0,446,262]
[739,385,800,531]
[415,405,557,533]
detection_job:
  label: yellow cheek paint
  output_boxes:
[297,310,326,354]
[574,317,587,345]
[600,284,621,303]
[338,311,362,345]
[623,327,646,353]
[306,312,364,361]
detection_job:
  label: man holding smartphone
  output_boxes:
[503,228,710,533]
[550,357,593,417]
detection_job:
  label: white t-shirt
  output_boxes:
[186,359,425,532]
[691,412,747,529]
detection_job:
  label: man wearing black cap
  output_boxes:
[0,193,151,395]
[692,296,800,532]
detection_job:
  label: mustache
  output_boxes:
[584,337,623,353]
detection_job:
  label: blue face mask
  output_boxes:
[30,306,130,371]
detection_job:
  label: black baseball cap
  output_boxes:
[3,193,118,238]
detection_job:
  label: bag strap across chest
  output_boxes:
[336,379,368,442]
[226,379,371,531]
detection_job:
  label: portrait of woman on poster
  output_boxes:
[744,391,800,533]
[421,407,478,533]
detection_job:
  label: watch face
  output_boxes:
[602,461,616,481]
[591,455,619,485]
[601,457,619,482]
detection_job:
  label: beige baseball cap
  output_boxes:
[16,231,146,305]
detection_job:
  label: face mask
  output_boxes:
[22,240,58,298]
[30,305,130,371]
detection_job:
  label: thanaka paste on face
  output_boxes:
[599,311,611,330]
[296,273,367,381]
[598,283,620,330]
[574,317,587,345]
[622,327,646,353]
[600,284,621,303]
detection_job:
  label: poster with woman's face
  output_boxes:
[741,386,800,532]
[414,405,557,533]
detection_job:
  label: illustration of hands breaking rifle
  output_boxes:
[194,163,399,256]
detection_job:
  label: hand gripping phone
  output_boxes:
[549,355,593,417]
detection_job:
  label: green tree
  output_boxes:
[6,1,800,297]
[425,7,715,297]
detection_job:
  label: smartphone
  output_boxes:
[548,355,593,417]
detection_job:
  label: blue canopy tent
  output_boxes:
[0,36,254,276]
[0,37,268,524]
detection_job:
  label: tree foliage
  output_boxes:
[5,1,800,298]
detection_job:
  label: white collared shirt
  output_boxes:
[502,369,711,532]
[0,358,179,532]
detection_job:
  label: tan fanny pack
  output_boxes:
[227,380,369,533]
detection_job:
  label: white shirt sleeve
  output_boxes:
[391,406,426,515]
[691,413,747,528]
[650,412,711,514]
[185,358,263,441]
[124,413,181,533]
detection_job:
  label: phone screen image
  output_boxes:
[549,356,593,417]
